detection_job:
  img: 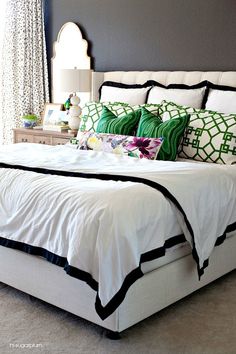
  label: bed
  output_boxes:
[0,70,236,338]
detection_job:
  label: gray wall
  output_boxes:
[45,0,236,71]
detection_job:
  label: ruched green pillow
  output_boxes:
[96,106,141,135]
[137,108,190,161]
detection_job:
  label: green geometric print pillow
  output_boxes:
[80,102,134,132]
[80,101,161,132]
[160,100,236,164]
[137,107,190,161]
[96,106,141,135]
[137,103,161,115]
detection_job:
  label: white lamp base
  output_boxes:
[68,116,81,131]
[69,95,82,131]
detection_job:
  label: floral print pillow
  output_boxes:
[72,132,164,160]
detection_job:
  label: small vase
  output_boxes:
[22,119,37,128]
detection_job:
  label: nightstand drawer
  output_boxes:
[52,137,70,145]
[33,135,51,145]
[16,134,34,143]
[13,128,77,145]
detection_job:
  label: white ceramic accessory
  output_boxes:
[68,95,82,131]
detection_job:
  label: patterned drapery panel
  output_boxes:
[1,0,49,144]
[0,0,7,145]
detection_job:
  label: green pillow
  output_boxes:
[80,102,135,132]
[80,101,161,132]
[96,106,141,135]
[137,108,190,160]
[159,101,236,164]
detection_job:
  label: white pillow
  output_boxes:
[205,89,236,114]
[100,85,150,106]
[147,86,206,108]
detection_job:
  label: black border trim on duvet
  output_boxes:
[0,233,186,320]
[0,162,235,320]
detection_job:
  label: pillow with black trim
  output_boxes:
[204,82,236,114]
[80,101,161,133]
[160,100,236,164]
[137,107,190,161]
[146,80,207,108]
[96,106,141,135]
[99,81,152,105]
[75,131,164,160]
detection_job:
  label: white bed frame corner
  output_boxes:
[1,231,236,335]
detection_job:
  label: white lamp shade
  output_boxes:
[60,69,91,93]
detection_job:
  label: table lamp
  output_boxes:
[60,68,91,131]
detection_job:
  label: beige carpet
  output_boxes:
[0,271,236,354]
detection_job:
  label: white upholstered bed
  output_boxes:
[0,70,236,337]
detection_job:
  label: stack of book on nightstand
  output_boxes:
[43,123,69,132]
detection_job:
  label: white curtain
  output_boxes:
[0,0,7,145]
[1,0,49,144]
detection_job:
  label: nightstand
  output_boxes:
[13,128,77,146]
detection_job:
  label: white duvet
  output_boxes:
[0,143,235,318]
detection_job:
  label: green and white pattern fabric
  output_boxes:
[96,107,141,135]
[80,101,161,132]
[160,101,236,164]
[80,102,134,132]
[137,107,190,161]
[138,103,161,115]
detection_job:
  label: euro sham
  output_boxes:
[99,81,151,105]
[146,81,207,108]
[204,82,236,114]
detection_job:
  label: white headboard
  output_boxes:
[91,71,236,101]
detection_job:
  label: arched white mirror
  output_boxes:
[51,22,92,106]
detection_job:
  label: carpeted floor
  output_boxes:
[1,270,236,354]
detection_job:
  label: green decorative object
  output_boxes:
[64,94,73,111]
[137,107,190,161]
[96,106,141,135]
[159,101,236,164]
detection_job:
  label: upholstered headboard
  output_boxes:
[91,71,236,101]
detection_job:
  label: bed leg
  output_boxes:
[105,330,121,340]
